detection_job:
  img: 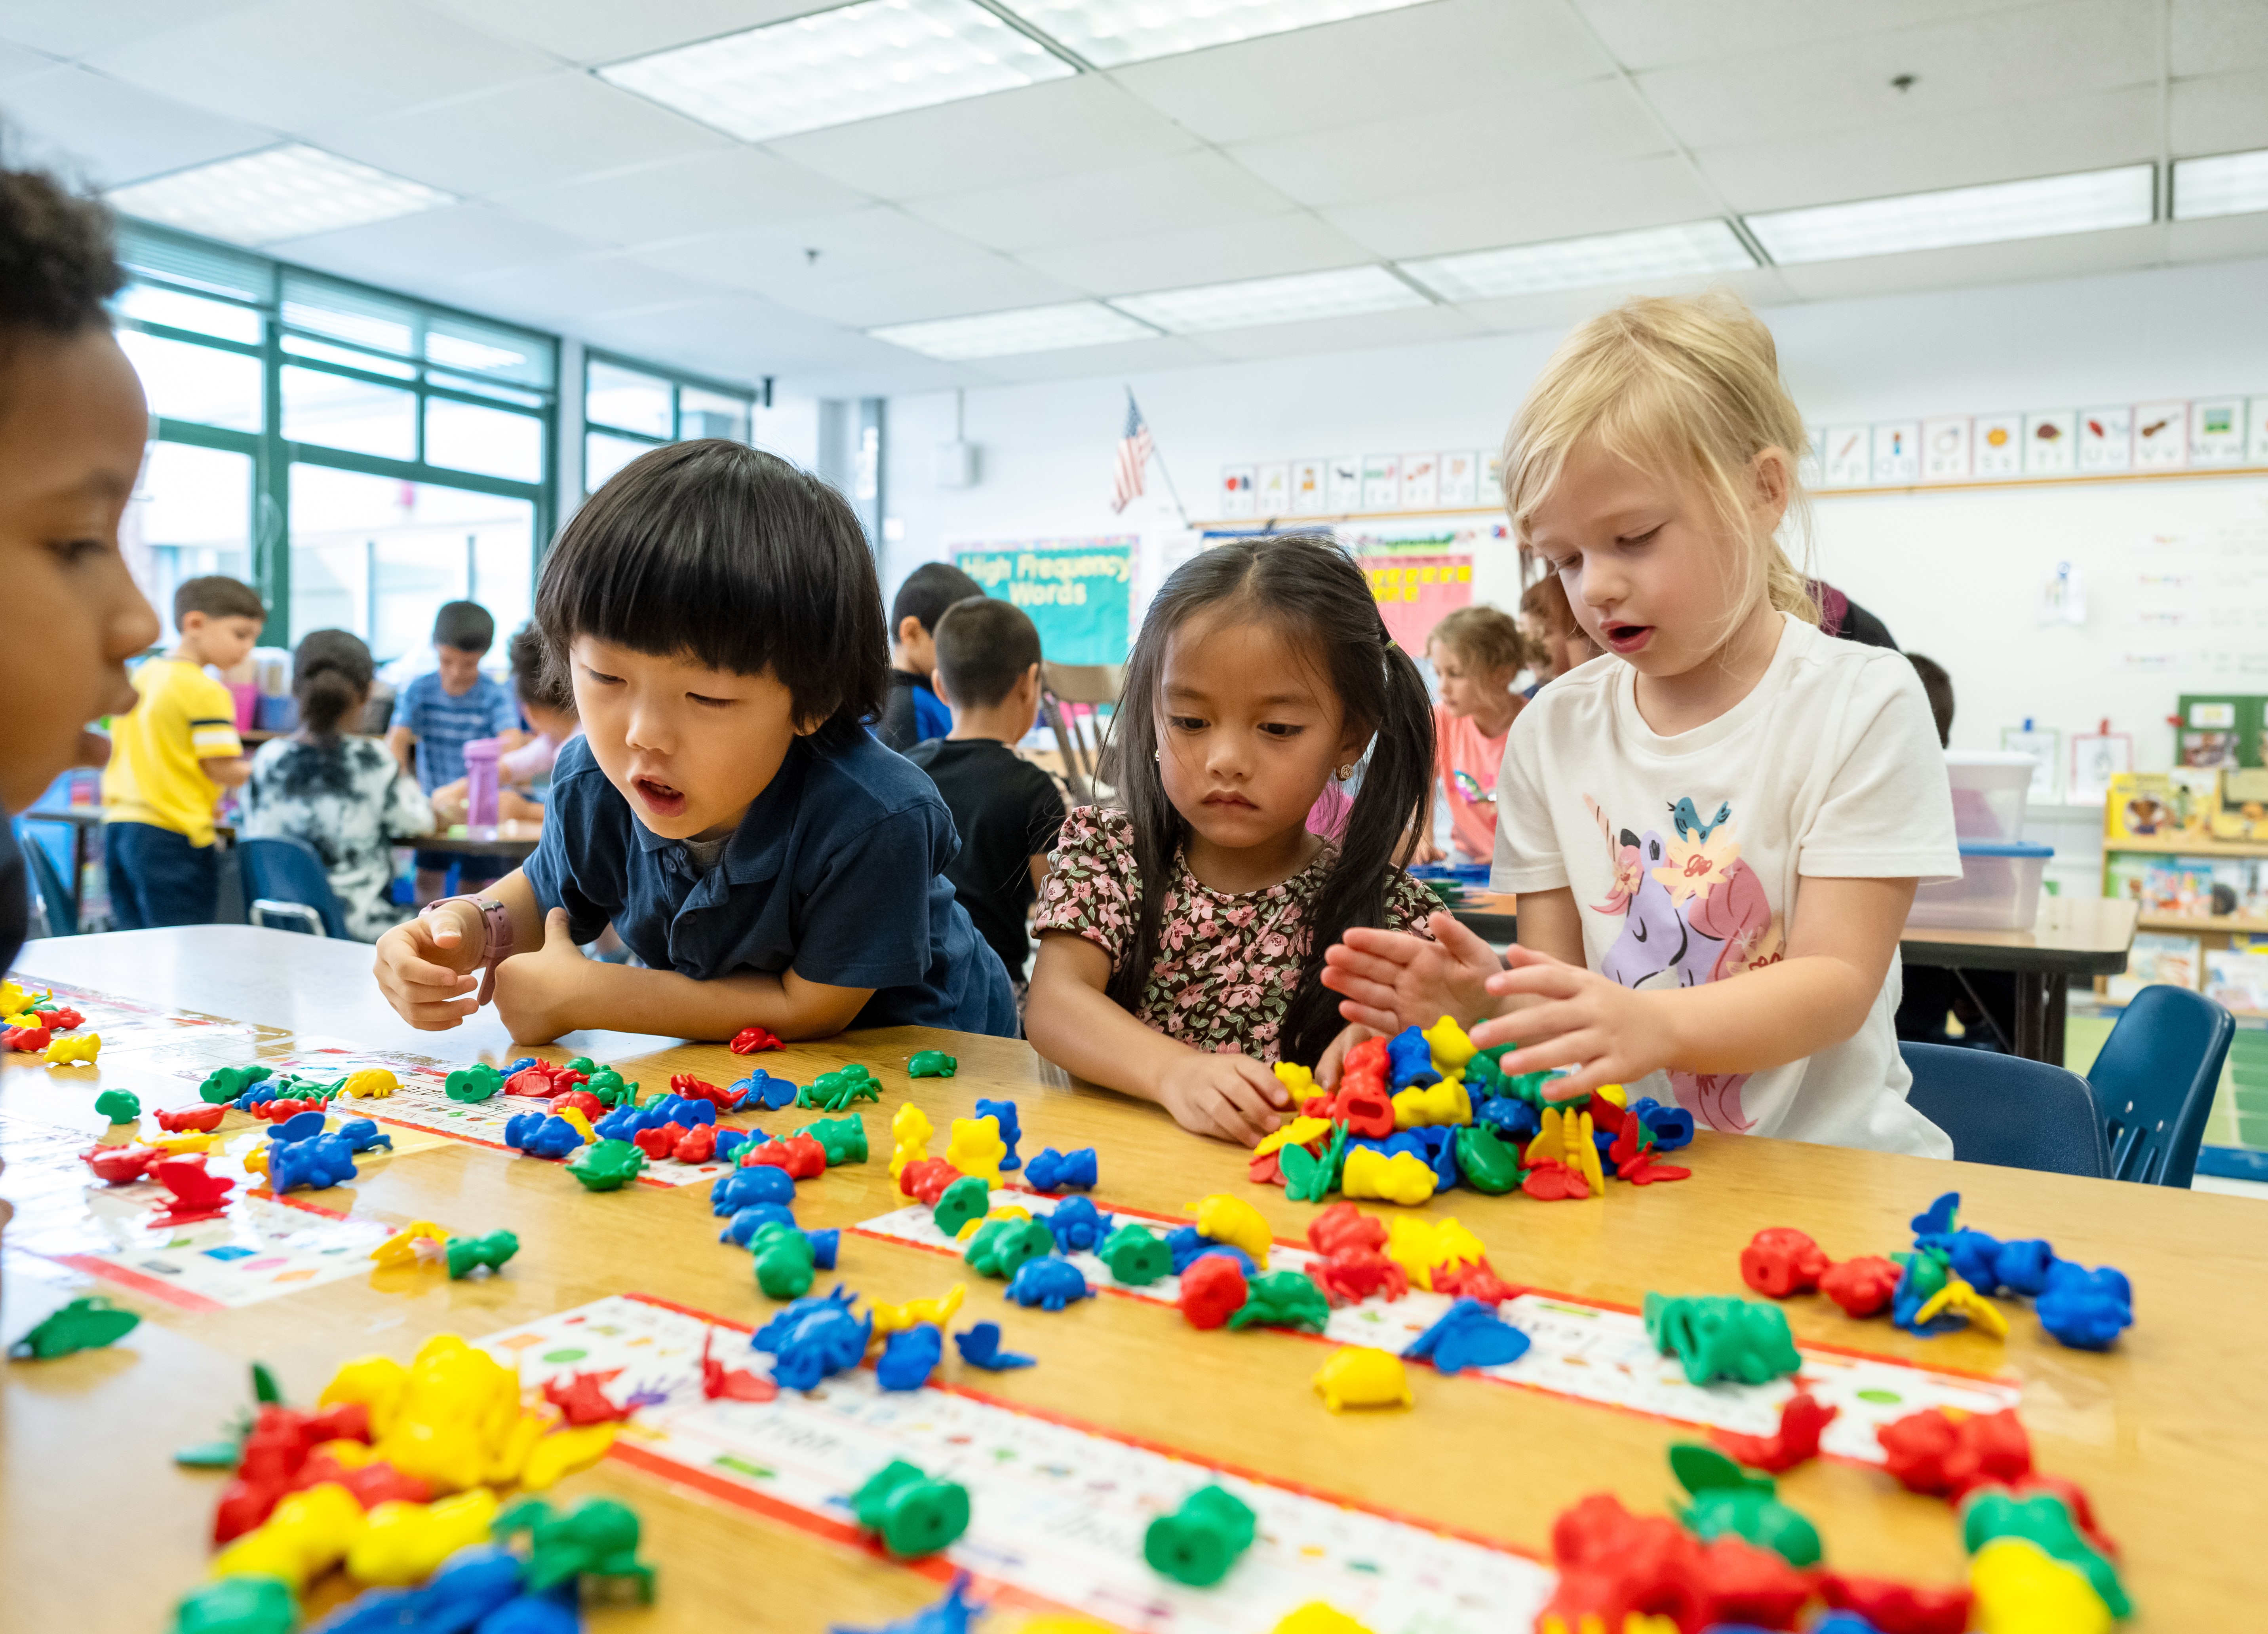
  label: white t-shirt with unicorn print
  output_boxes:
[1491,612,1961,1157]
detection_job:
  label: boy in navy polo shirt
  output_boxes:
[371,441,1016,1043]
[387,599,519,901]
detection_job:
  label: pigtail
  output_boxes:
[1099,575,1192,1020]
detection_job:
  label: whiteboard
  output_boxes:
[1810,473,2268,772]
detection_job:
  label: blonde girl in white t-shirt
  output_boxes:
[1320,291,1961,1155]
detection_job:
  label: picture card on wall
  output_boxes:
[1823,426,1870,486]
[1362,454,1400,510]
[1255,462,1290,515]
[2247,398,2268,465]
[1328,456,1363,513]
[1800,426,1824,487]
[2025,411,2077,474]
[2133,402,2187,469]
[1973,414,2022,477]
[2190,399,2245,466]
[1400,452,1439,510]
[1483,449,1503,497]
[1439,450,1478,507]
[1291,458,1327,513]
[2079,406,2133,471]
[1921,416,1971,481]
[1221,464,1255,518]
[1872,422,1920,484]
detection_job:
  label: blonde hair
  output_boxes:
[1502,291,1817,629]
[1427,604,1529,675]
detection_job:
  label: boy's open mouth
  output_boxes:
[634,775,687,818]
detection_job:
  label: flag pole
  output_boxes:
[1130,386,1191,529]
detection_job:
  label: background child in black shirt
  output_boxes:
[907,597,1067,998]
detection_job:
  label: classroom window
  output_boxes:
[281,366,418,460]
[425,396,544,483]
[133,441,256,644]
[586,360,674,439]
[116,328,263,432]
[580,350,758,496]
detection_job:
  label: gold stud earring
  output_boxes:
[1336,764,1355,781]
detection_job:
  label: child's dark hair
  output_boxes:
[175,574,264,625]
[293,629,373,741]
[1104,534,1435,1064]
[1907,652,1954,748]
[508,623,574,718]
[432,600,495,654]
[933,596,1038,710]
[891,561,986,639]
[536,440,885,749]
[0,165,121,345]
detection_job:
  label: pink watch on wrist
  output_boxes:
[424,895,514,1005]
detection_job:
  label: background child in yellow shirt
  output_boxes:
[101,575,261,927]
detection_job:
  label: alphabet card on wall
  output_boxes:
[1399,451,1438,509]
[1974,413,2023,477]
[1254,462,1290,515]
[2080,406,2133,471]
[1439,448,1478,505]
[2250,399,2268,464]
[1361,453,1399,509]
[2191,399,2246,466]
[1872,421,1920,483]
[1921,416,1971,481]
[1823,425,1870,486]
[2133,402,2188,469]
[1220,464,1255,518]
[2026,410,2078,473]
[1328,454,1362,512]
[1291,457,1327,513]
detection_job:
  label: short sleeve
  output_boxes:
[388,677,420,732]
[1490,710,1570,894]
[784,805,954,991]
[1799,661,1963,882]
[188,675,242,760]
[1031,806,1138,966]
[1381,869,1444,937]
[522,741,624,944]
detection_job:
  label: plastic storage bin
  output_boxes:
[1945,750,2036,842]
[1908,841,2053,930]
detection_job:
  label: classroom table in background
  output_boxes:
[1900,897,2141,1066]
[407,820,544,863]
[3,924,2258,1630]
[1448,888,1517,943]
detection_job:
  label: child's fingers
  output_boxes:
[1485,961,1587,1002]
[1333,995,1406,1036]
[1313,1024,1367,1090]
[1317,962,1404,1011]
[398,992,479,1030]
[1500,943,1568,970]
[1330,927,1426,967]
[392,955,478,996]
[1231,1056,1290,1109]
[1494,1026,1603,1080]
[1212,1072,1282,1139]
[1427,910,1503,970]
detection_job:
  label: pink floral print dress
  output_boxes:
[1032,805,1441,1063]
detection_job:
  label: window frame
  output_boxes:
[581,347,757,494]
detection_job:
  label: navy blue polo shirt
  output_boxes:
[524,733,1015,1036]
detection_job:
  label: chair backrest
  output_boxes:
[2083,983,2234,1187]
[1041,662,1123,807]
[13,821,75,936]
[1899,1042,2110,1178]
[236,836,348,939]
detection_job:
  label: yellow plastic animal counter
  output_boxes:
[872,1283,967,1336]
[344,1488,499,1586]
[1184,1193,1272,1268]
[44,1032,100,1066]
[1422,1013,1476,1077]
[1391,1077,1471,1130]
[944,1114,1006,1184]
[1311,1347,1412,1414]
[889,1101,934,1181]
[1340,1146,1437,1206]
[338,1068,399,1099]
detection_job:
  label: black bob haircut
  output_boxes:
[934,595,1040,710]
[432,599,495,654]
[536,440,886,750]
[890,560,985,637]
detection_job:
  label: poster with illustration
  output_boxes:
[1219,465,1254,518]
[2250,398,2268,464]
[1345,530,1485,655]
[2133,402,2188,469]
[1439,449,1478,506]
[1327,454,1362,512]
[1290,457,1327,513]
[2024,410,2077,474]
[1921,416,1971,481]
[2079,406,2133,471]
[1254,462,1290,515]
[1361,454,1400,509]
[1871,421,1919,484]
[1398,451,1438,509]
[1823,425,1870,486]
[1973,413,2023,477]
[2190,399,2245,466]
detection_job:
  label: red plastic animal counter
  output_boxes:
[730,1026,784,1055]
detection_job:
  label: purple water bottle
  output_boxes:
[463,737,502,830]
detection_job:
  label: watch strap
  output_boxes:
[425,895,513,1005]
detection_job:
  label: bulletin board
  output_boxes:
[954,538,1135,665]
[1809,473,2268,768]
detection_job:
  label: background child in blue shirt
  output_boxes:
[371,440,1016,1043]
[387,598,519,900]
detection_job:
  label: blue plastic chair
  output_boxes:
[236,836,349,939]
[1899,1042,2110,1178]
[2083,984,2234,1187]
[13,819,77,935]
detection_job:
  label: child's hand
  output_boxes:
[1313,1021,1374,1090]
[1320,910,1501,1037]
[1155,1051,1289,1147]
[372,904,483,1030]
[1472,945,1677,1098]
[492,908,588,1044]
[430,778,468,826]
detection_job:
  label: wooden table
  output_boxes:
[414,821,543,862]
[4,926,2258,1630]
[1900,897,2141,1066]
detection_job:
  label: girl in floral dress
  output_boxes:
[1024,535,1444,1145]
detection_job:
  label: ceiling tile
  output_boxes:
[491,149,870,249]
[421,0,822,68]
[903,150,1300,255]
[2172,69,2268,156]
[2164,211,2268,264]
[1224,77,1664,211]
[1111,0,1613,146]
[1,65,274,188]
[1453,264,1792,338]
[85,0,555,131]
[1015,212,1382,296]
[275,201,607,286]
[312,69,729,198]
[1571,0,2051,73]
[1189,302,1483,363]
[1635,0,2156,150]
[1769,220,2169,302]
[0,38,57,84]
[452,251,724,322]
[760,258,1086,328]
[572,292,883,378]
[1323,152,1720,259]
[632,206,993,295]
[2171,0,2268,78]
[1697,85,2161,213]
[965,333,1224,385]
[0,0,260,59]
[770,76,1199,201]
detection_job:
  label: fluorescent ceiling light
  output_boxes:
[2173,148,2268,221]
[1007,0,1431,67]
[1112,265,1426,332]
[600,0,1073,144]
[870,300,1157,359]
[107,144,453,246]
[1744,165,2154,264]
[1401,220,1756,301]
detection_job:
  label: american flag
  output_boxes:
[1111,392,1153,513]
